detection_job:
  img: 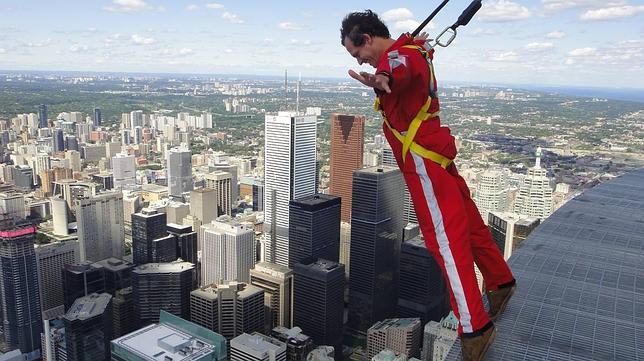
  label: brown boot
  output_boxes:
[461,323,496,361]
[487,281,516,321]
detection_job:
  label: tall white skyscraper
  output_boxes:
[75,190,125,261]
[130,110,143,133]
[473,169,510,221]
[264,111,317,267]
[167,147,193,198]
[201,219,255,286]
[33,153,51,183]
[112,153,136,188]
[514,147,554,219]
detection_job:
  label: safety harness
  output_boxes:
[374,44,453,169]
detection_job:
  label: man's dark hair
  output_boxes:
[340,10,390,46]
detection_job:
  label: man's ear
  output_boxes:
[363,34,372,46]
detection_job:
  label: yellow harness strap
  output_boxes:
[374,44,452,169]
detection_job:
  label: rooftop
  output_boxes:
[447,169,644,360]
[133,261,195,274]
[64,293,112,321]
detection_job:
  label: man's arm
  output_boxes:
[348,70,391,93]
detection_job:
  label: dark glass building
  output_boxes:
[0,225,43,355]
[66,135,79,151]
[132,260,196,326]
[397,236,450,326]
[347,166,405,340]
[93,107,102,127]
[38,104,48,128]
[270,326,314,361]
[167,223,198,265]
[63,292,113,361]
[288,194,341,268]
[112,287,136,338]
[92,257,133,295]
[132,208,168,265]
[293,259,345,359]
[151,234,177,262]
[63,261,106,310]
[53,128,65,152]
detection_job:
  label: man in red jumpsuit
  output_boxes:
[340,10,516,361]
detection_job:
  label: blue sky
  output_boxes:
[0,0,642,88]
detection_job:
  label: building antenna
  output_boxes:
[284,69,288,111]
[296,72,301,114]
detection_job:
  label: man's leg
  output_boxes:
[404,153,490,335]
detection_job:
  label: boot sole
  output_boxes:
[475,327,496,361]
[489,285,516,321]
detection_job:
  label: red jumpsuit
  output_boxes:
[375,34,514,335]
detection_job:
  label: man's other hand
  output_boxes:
[348,70,391,94]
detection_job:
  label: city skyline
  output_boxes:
[0,0,642,88]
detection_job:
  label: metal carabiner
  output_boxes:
[435,27,457,48]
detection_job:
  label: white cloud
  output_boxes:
[393,19,422,32]
[206,3,224,9]
[263,38,274,44]
[490,51,519,61]
[225,49,233,53]
[131,34,156,45]
[541,0,625,12]
[278,22,302,30]
[565,58,575,65]
[222,12,244,23]
[185,4,199,11]
[580,5,644,20]
[381,8,414,22]
[546,30,566,39]
[0,48,5,54]
[103,0,163,13]
[179,48,194,55]
[525,42,554,51]
[472,28,496,35]
[568,47,597,56]
[69,44,89,53]
[479,0,531,22]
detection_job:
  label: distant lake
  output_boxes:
[514,85,644,104]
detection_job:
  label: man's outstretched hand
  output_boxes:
[348,70,391,94]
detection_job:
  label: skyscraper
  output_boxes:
[53,128,65,152]
[0,225,43,355]
[398,236,449,326]
[111,310,227,361]
[132,260,196,326]
[190,281,265,341]
[201,219,255,285]
[74,190,124,262]
[92,257,133,295]
[347,166,405,339]
[366,318,422,360]
[151,234,177,262]
[288,194,341,268]
[422,313,458,361]
[93,107,102,127]
[132,208,167,265]
[292,259,344,359]
[514,147,554,219]
[167,147,193,198]
[473,169,510,220]
[190,187,218,225]
[112,287,136,338]
[35,240,80,312]
[63,261,106,310]
[250,262,293,332]
[63,292,113,361]
[205,171,233,216]
[212,163,239,206]
[329,113,365,223]
[270,326,314,361]
[264,112,317,267]
[487,211,540,260]
[230,333,286,361]
[38,104,48,128]
[112,153,136,189]
[167,223,199,266]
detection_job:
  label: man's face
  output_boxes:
[344,35,378,68]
